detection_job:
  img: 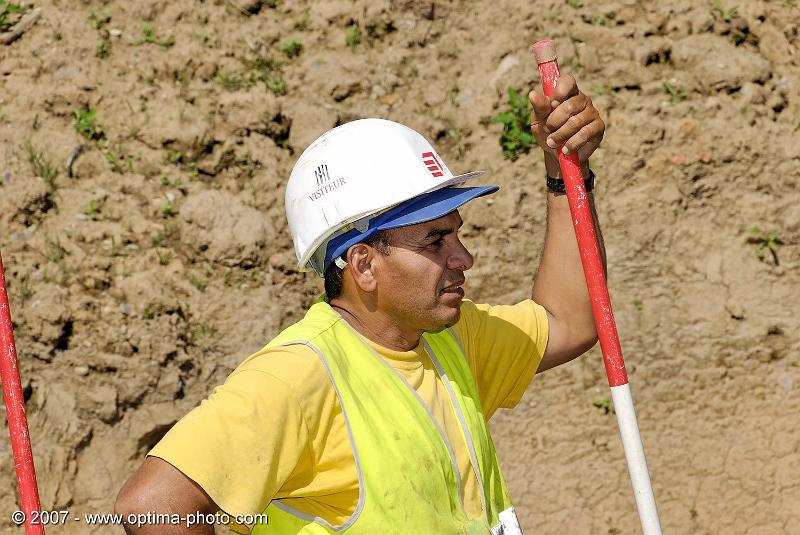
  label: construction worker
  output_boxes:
[115,74,605,534]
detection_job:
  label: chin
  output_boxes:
[434,307,462,331]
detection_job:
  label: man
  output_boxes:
[115,75,605,534]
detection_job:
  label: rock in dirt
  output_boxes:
[180,189,275,267]
[671,34,771,92]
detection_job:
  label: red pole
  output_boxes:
[0,251,45,535]
[532,40,628,387]
[532,40,661,534]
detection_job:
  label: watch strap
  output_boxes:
[547,169,595,194]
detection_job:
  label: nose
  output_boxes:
[447,236,474,271]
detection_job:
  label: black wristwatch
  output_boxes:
[546,170,595,194]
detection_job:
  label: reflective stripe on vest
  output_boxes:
[250,302,520,534]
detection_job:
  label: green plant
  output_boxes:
[493,87,536,160]
[160,197,176,217]
[154,222,179,248]
[157,249,172,265]
[591,13,606,25]
[89,9,111,58]
[104,144,132,173]
[566,0,584,7]
[88,8,109,30]
[213,70,247,91]
[109,236,124,257]
[44,235,65,263]
[194,31,216,49]
[167,149,183,164]
[250,57,286,96]
[189,322,216,347]
[96,37,110,58]
[137,22,174,48]
[24,142,59,186]
[84,198,100,220]
[446,126,468,158]
[0,1,25,32]
[591,84,615,96]
[747,226,782,265]
[281,37,303,59]
[144,304,155,319]
[731,28,747,46]
[662,81,687,105]
[11,272,32,303]
[345,25,362,49]
[73,108,105,141]
[592,397,615,414]
[689,506,698,519]
[189,273,207,292]
[159,175,183,188]
[633,298,643,311]
[711,0,738,22]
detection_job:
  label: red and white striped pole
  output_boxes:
[0,251,45,535]
[532,39,662,534]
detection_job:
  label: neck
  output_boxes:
[328,297,422,351]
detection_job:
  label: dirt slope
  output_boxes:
[0,0,798,533]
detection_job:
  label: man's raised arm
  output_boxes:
[527,74,607,372]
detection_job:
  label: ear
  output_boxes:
[345,243,378,292]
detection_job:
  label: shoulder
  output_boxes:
[453,298,548,339]
[231,343,331,391]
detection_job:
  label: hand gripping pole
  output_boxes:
[532,39,662,535]
[0,251,45,535]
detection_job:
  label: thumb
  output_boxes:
[528,89,551,145]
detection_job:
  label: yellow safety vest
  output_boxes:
[252,301,522,534]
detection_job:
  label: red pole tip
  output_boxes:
[531,39,557,64]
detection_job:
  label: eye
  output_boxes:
[429,237,445,248]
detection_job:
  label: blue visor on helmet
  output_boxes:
[323,185,498,274]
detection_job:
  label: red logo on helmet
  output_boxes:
[421,152,444,178]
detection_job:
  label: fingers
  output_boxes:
[545,104,595,148]
[528,75,605,161]
[549,75,579,108]
[565,118,605,156]
[545,93,591,135]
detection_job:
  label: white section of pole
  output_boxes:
[610,383,662,535]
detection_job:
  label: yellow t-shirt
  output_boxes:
[149,299,548,533]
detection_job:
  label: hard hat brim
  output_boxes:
[301,170,489,274]
[322,181,499,273]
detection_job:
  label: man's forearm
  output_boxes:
[532,159,606,344]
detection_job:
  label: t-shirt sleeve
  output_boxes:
[451,299,549,418]
[147,347,316,534]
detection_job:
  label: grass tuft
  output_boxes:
[494,87,536,160]
[345,25,362,49]
[281,37,303,59]
[711,0,738,22]
[73,108,105,141]
[25,142,59,186]
[662,81,687,105]
[0,1,26,33]
[747,226,782,265]
[137,22,175,48]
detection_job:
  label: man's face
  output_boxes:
[372,210,474,333]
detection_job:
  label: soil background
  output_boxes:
[1,0,799,533]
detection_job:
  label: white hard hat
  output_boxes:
[285,118,497,276]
